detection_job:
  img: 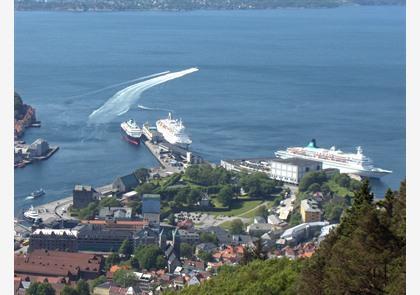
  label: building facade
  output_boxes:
[300,199,322,223]
[270,158,322,184]
[28,229,78,252]
[73,185,97,209]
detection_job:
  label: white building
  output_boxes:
[270,158,322,184]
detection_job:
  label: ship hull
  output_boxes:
[121,128,141,145]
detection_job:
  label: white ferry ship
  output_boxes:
[23,205,41,222]
[121,119,142,145]
[156,113,192,147]
[275,139,392,178]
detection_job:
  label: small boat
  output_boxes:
[26,188,45,200]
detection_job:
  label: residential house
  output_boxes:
[112,173,140,195]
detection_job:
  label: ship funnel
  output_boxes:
[307,139,318,148]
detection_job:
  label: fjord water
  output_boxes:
[14,7,405,213]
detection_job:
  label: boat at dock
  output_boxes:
[275,139,392,179]
[121,119,142,145]
[23,205,41,222]
[26,188,45,200]
[156,113,192,147]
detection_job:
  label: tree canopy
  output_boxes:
[229,219,244,235]
[26,282,56,295]
[134,245,166,270]
[239,172,277,199]
[217,185,235,207]
[173,258,301,295]
[112,269,137,288]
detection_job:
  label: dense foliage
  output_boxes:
[112,269,138,288]
[174,258,301,295]
[229,219,244,234]
[25,282,55,295]
[180,243,194,258]
[184,164,232,186]
[134,245,166,270]
[217,185,235,207]
[297,180,406,294]
[239,172,278,199]
[61,280,90,295]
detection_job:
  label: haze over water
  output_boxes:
[15,6,405,213]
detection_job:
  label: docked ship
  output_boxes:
[121,119,142,145]
[23,205,41,222]
[274,139,392,179]
[26,188,45,200]
[156,113,192,147]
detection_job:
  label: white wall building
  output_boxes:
[270,158,322,184]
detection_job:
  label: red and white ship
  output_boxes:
[121,119,142,145]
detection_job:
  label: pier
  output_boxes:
[141,122,206,177]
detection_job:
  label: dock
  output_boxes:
[141,122,208,177]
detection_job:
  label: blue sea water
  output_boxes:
[14,6,406,213]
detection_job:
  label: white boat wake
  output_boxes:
[63,71,170,101]
[138,104,174,113]
[88,68,198,124]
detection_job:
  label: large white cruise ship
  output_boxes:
[121,119,142,145]
[275,139,392,178]
[156,113,192,146]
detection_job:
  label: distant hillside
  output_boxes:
[15,0,406,11]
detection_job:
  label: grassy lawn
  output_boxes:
[219,219,251,230]
[207,199,263,217]
[240,200,275,218]
[327,180,354,197]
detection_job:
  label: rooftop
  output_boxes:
[143,194,161,214]
[15,250,103,278]
[301,199,321,213]
[74,185,94,192]
[32,229,78,237]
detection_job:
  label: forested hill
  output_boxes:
[15,0,405,12]
[170,180,406,295]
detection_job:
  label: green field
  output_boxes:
[207,199,263,217]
